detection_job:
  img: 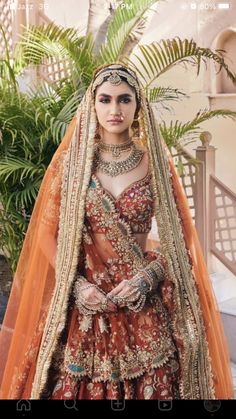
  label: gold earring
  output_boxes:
[94,121,101,140]
[132,114,140,141]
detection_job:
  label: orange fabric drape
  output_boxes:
[0,116,77,398]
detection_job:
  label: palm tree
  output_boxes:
[0,0,236,272]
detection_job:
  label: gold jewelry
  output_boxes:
[73,276,108,315]
[101,298,108,312]
[127,294,146,312]
[98,138,133,158]
[93,143,144,177]
[92,64,141,100]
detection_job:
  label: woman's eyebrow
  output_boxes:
[98,93,133,98]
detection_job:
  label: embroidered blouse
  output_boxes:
[87,171,154,234]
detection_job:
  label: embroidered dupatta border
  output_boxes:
[31,88,97,398]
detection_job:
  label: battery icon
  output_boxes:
[218,3,230,9]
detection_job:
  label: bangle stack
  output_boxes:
[126,293,146,312]
[73,255,165,315]
[136,258,165,292]
[126,257,165,312]
[73,276,107,315]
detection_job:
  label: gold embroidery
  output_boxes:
[41,151,67,227]
[85,176,151,276]
[60,297,177,383]
[64,334,176,382]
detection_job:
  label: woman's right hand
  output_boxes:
[79,282,117,313]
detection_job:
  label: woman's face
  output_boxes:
[94,80,137,136]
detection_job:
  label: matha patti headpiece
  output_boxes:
[92,64,141,100]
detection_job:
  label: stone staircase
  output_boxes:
[211,272,236,398]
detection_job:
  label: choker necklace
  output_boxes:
[98,138,133,158]
[93,143,144,177]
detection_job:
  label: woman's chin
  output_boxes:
[104,125,129,135]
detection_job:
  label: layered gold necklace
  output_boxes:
[94,140,144,177]
[99,138,133,158]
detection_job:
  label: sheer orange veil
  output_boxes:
[0,64,234,399]
[0,112,78,398]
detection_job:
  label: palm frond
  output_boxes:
[0,25,18,89]
[0,157,45,183]
[6,177,42,209]
[15,23,96,84]
[16,23,84,64]
[145,86,187,103]
[29,82,82,144]
[128,37,236,87]
[98,0,158,63]
[160,108,236,148]
[49,91,81,143]
[0,204,28,272]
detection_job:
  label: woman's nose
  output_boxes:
[109,103,121,115]
[110,108,121,116]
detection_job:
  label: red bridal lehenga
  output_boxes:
[47,169,180,400]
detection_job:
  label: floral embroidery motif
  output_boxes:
[61,298,177,383]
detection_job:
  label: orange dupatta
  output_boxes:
[0,115,77,398]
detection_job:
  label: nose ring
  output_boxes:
[110,112,124,120]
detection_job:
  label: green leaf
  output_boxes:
[128,37,236,87]
[98,0,158,63]
[160,108,236,148]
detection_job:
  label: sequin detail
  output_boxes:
[87,173,154,234]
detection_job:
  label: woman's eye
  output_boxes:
[100,99,110,103]
[120,98,131,103]
[99,98,131,104]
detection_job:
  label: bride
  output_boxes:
[0,63,234,399]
